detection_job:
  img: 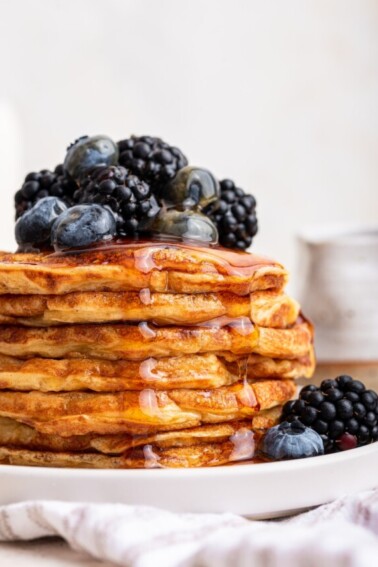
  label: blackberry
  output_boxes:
[281,376,378,453]
[75,165,160,235]
[205,179,258,250]
[117,135,188,189]
[15,165,77,220]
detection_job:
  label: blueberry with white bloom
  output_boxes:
[15,196,67,249]
[51,204,116,250]
[261,421,324,460]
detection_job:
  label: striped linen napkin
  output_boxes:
[0,489,377,567]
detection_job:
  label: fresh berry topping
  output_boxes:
[15,165,76,219]
[147,209,219,244]
[261,421,324,460]
[281,376,378,453]
[51,204,116,250]
[64,135,118,182]
[163,166,220,210]
[15,197,67,251]
[205,179,258,250]
[337,433,358,451]
[118,135,188,189]
[75,165,160,236]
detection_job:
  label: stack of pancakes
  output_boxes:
[0,242,314,468]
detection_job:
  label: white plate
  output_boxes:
[1,444,377,519]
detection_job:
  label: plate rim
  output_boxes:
[1,442,376,478]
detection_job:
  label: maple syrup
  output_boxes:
[48,237,278,278]
[15,238,278,469]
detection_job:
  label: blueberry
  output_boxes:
[51,204,116,250]
[147,209,219,244]
[64,135,118,182]
[15,197,67,249]
[163,166,220,210]
[261,421,324,460]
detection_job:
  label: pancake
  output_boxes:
[0,412,282,468]
[0,441,260,469]
[0,289,300,328]
[0,413,280,454]
[0,319,313,360]
[0,241,287,296]
[0,379,296,436]
[0,350,314,392]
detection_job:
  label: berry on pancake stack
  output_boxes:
[0,133,372,469]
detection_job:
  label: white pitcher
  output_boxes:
[297,224,378,363]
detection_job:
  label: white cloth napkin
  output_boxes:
[0,490,377,567]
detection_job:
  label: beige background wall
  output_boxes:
[0,0,377,284]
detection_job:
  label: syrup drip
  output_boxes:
[237,357,250,383]
[198,316,255,336]
[138,322,157,339]
[48,238,277,278]
[139,358,159,381]
[236,382,257,408]
[235,355,257,408]
[139,288,152,305]
[143,444,162,469]
[134,248,160,274]
[139,389,161,417]
[45,238,275,469]
[229,428,256,462]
